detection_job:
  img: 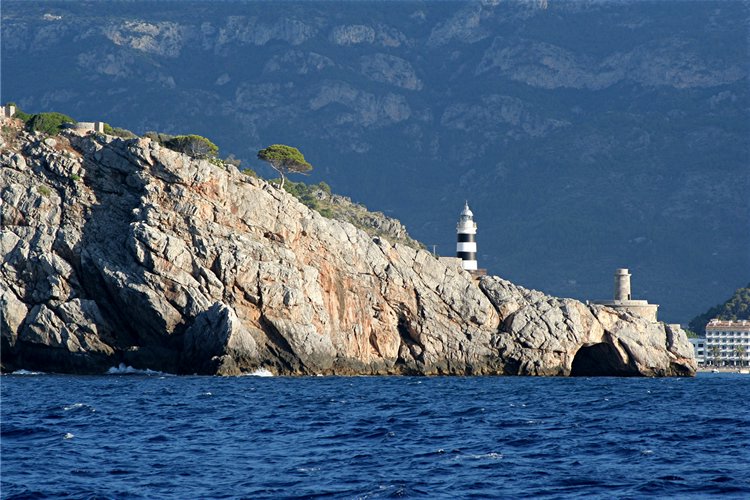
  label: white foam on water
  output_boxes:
[63,433,74,439]
[244,368,274,377]
[296,467,321,473]
[105,363,164,375]
[452,452,504,462]
[469,452,503,460]
[641,449,654,455]
[11,369,45,375]
[64,403,95,412]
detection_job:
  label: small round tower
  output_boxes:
[456,202,478,271]
[614,268,631,301]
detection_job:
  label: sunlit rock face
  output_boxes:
[0,125,696,376]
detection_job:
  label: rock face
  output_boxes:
[0,123,696,376]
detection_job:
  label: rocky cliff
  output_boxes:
[0,122,696,376]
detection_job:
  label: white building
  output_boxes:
[705,319,750,366]
[689,338,706,366]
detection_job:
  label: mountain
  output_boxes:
[688,283,750,335]
[1,0,748,323]
[0,118,695,376]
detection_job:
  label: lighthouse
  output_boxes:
[614,268,632,301]
[456,202,478,271]
[591,268,659,322]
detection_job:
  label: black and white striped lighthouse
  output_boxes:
[456,202,478,271]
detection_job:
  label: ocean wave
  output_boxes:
[10,369,46,375]
[105,363,165,376]
[243,368,274,377]
[63,403,95,412]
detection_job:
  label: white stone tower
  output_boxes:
[614,268,631,301]
[593,268,658,322]
[456,202,478,271]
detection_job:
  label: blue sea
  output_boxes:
[2,372,749,499]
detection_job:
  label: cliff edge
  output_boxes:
[0,122,696,376]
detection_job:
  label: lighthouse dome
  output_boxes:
[460,202,473,217]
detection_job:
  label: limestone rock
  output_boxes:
[182,302,259,375]
[359,54,423,91]
[0,124,696,376]
[480,277,695,376]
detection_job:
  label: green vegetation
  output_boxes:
[164,134,219,159]
[689,283,750,334]
[143,131,174,144]
[709,345,720,365]
[26,112,76,135]
[282,180,422,249]
[70,174,81,182]
[103,123,137,139]
[283,180,333,216]
[15,110,32,122]
[257,144,312,189]
[36,185,51,197]
[143,130,242,171]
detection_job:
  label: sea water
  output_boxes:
[2,373,749,499]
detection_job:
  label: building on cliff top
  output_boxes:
[2,104,16,118]
[452,202,486,277]
[591,268,659,322]
[456,202,477,271]
[63,121,105,134]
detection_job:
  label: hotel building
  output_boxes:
[704,319,750,366]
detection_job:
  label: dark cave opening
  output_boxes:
[570,342,636,377]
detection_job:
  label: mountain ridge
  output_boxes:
[2,0,748,322]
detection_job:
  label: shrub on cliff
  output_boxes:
[164,134,219,159]
[143,131,174,144]
[103,123,137,139]
[26,112,76,135]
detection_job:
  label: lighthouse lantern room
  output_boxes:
[456,202,478,271]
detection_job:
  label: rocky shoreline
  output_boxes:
[0,121,696,376]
